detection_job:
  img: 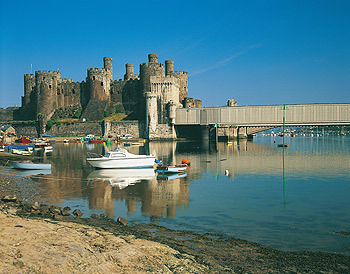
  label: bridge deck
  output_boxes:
[175,103,350,126]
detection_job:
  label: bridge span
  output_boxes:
[175,103,350,139]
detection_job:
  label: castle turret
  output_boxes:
[124,63,134,80]
[165,60,174,76]
[86,65,111,101]
[23,74,35,106]
[103,57,113,81]
[145,91,158,138]
[148,54,158,63]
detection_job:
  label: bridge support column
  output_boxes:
[238,127,248,139]
[201,125,210,141]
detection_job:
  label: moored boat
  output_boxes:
[9,161,52,170]
[156,164,188,173]
[11,148,33,155]
[89,139,104,144]
[86,147,156,169]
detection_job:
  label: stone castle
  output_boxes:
[16,53,202,139]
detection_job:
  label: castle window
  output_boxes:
[184,87,186,91]
[93,76,95,80]
[101,82,103,86]
[72,89,75,94]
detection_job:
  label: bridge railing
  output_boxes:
[175,104,350,126]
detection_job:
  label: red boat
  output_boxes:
[15,137,32,144]
[89,139,104,144]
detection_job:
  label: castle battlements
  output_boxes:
[174,71,188,75]
[35,70,61,77]
[87,67,108,73]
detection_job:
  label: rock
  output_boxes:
[72,209,83,218]
[2,195,17,202]
[32,202,40,210]
[53,214,63,220]
[61,210,71,216]
[117,216,128,226]
[63,206,71,211]
[99,214,105,219]
[49,205,62,215]
[91,214,99,219]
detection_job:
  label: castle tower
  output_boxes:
[165,60,174,76]
[145,91,158,138]
[23,74,35,106]
[86,65,111,101]
[35,70,60,120]
[124,63,134,80]
[148,54,158,63]
[103,57,113,81]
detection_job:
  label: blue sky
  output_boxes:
[0,0,349,108]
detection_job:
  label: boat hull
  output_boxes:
[87,156,156,169]
[156,164,188,173]
[9,161,52,170]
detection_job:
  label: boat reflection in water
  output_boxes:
[156,172,187,181]
[87,168,156,189]
[17,169,52,177]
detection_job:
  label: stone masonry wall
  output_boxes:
[46,122,102,136]
[103,120,143,138]
[12,124,38,137]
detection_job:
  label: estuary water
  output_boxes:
[5,136,350,255]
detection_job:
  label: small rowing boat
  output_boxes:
[9,161,52,170]
[156,164,188,174]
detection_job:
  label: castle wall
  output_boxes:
[103,120,143,138]
[110,79,140,114]
[46,122,102,136]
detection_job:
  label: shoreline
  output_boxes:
[0,170,349,272]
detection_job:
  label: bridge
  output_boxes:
[175,103,350,139]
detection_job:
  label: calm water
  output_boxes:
[3,136,350,254]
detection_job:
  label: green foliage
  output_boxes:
[115,106,119,113]
[74,108,82,119]
[37,113,44,119]
[104,111,108,117]
[46,120,54,131]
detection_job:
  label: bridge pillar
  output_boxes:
[238,127,248,139]
[201,125,210,141]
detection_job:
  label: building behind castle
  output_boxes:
[15,54,202,139]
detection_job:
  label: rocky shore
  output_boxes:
[0,168,349,273]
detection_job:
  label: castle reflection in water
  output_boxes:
[30,137,348,221]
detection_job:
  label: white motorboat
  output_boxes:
[86,147,156,169]
[88,168,155,189]
[9,161,52,170]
